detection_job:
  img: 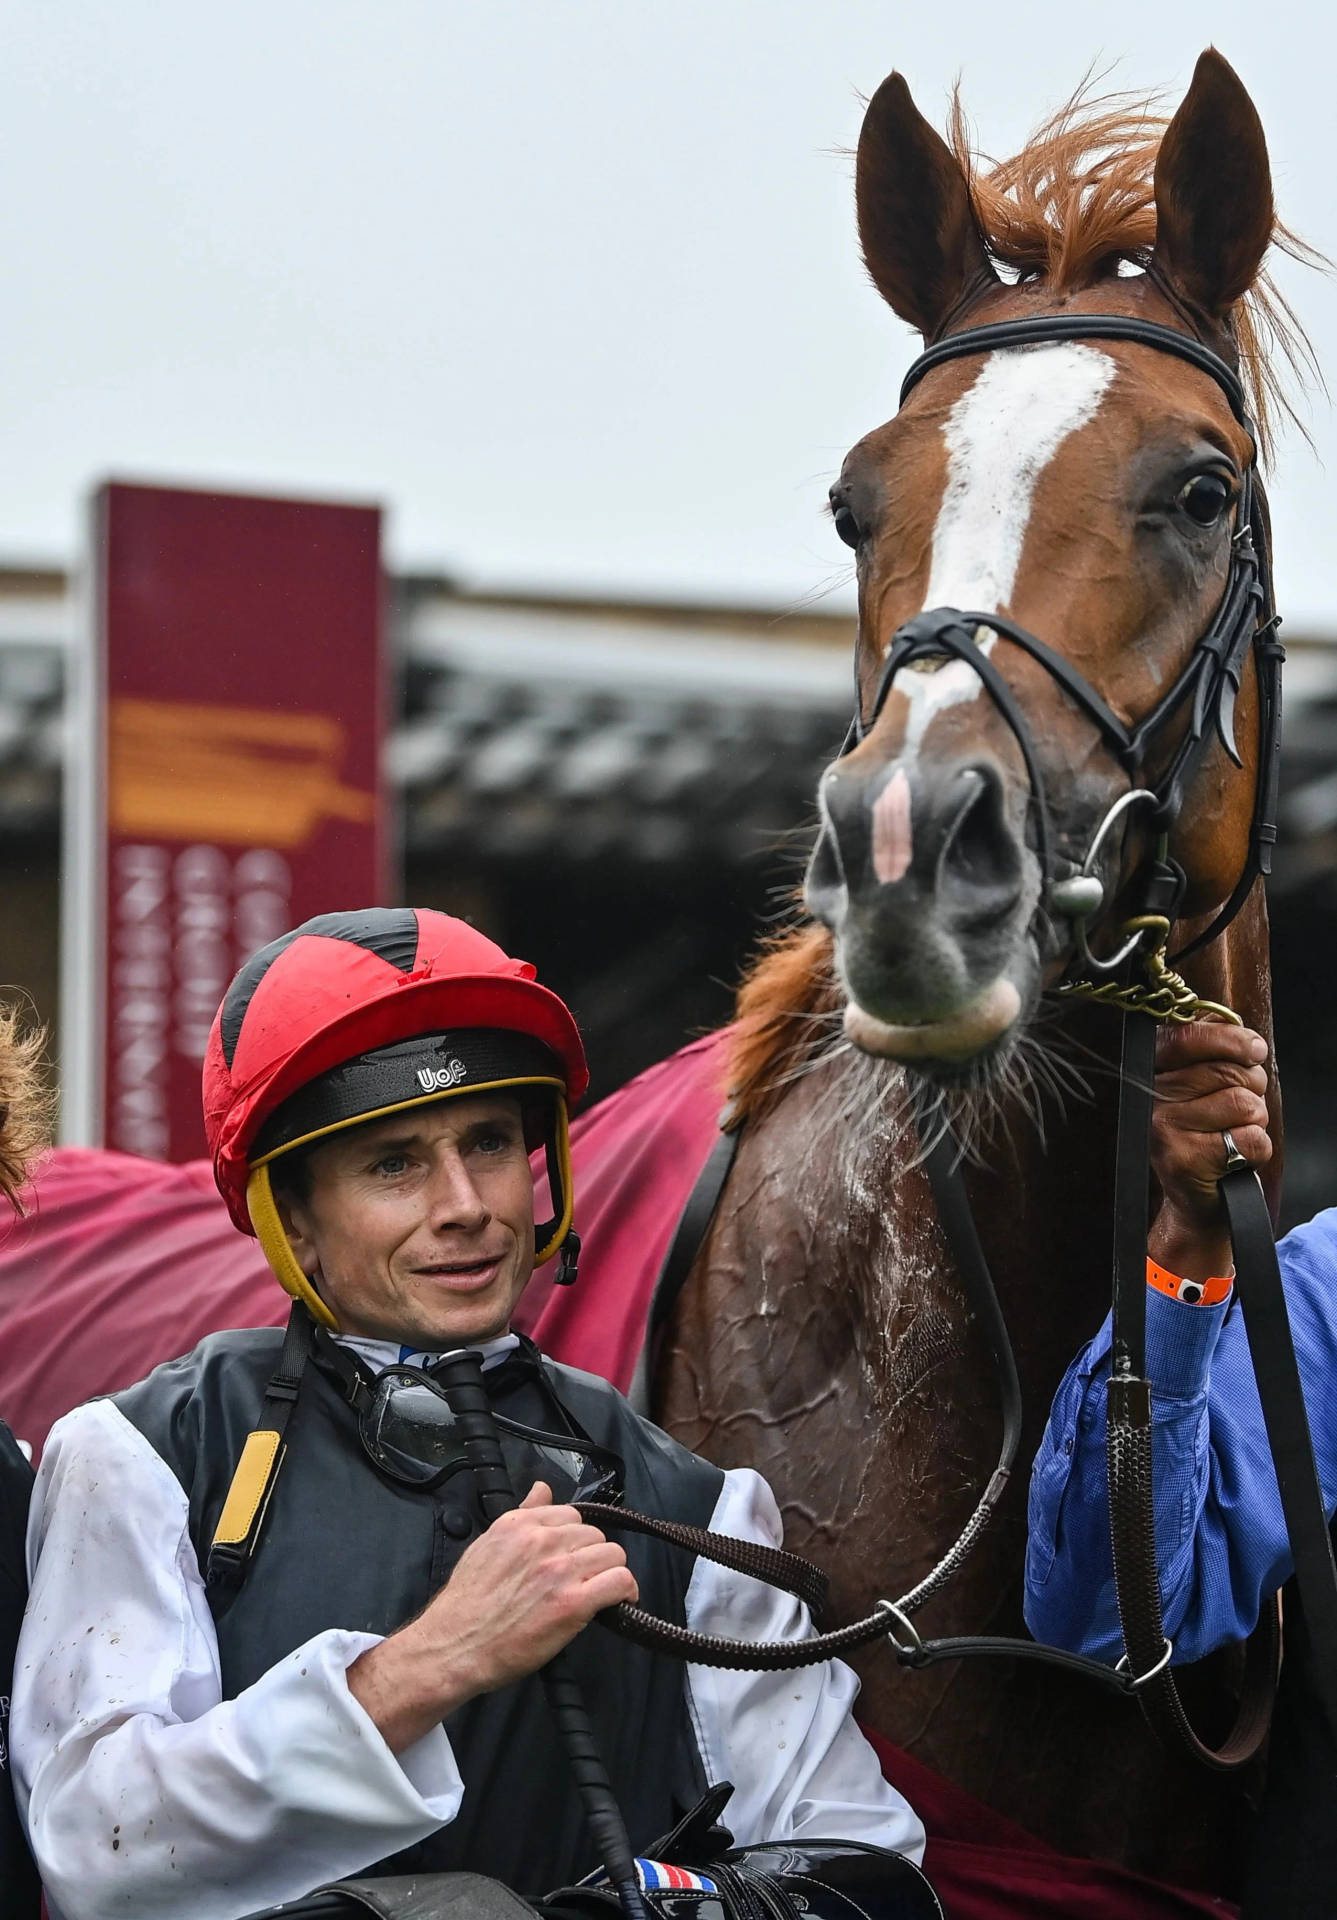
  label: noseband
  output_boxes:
[846,311,1285,965]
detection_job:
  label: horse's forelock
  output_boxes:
[944,81,1319,462]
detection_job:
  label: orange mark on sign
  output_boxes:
[109,698,376,850]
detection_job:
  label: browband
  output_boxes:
[900,313,1250,430]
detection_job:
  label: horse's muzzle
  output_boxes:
[805,753,1033,1062]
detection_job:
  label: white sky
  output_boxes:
[1,1,1334,625]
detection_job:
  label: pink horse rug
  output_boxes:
[0,1029,1234,1917]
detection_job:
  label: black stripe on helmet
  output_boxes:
[219,909,422,1069]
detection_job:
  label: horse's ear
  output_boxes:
[1151,50,1274,320]
[856,71,998,338]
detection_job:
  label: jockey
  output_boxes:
[1024,1018,1336,1914]
[11,909,924,1920]
[0,1004,48,1920]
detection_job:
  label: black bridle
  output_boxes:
[847,311,1285,964]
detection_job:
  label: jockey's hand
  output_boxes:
[1149,1021,1271,1284]
[347,1480,638,1753]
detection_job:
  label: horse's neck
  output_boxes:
[1180,881,1274,1035]
[947,1014,1122,1405]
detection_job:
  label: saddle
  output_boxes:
[244,1788,942,1920]
[250,1842,940,1920]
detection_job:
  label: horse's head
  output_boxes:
[806,51,1283,1080]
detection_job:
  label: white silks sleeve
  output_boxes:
[683,1468,926,1866]
[12,1399,462,1920]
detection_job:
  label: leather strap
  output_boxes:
[866,609,1135,764]
[1223,1163,1337,1747]
[207,1303,315,1590]
[577,1500,831,1622]
[900,313,1249,424]
[649,1120,741,1344]
[1105,1002,1280,1769]
[598,1569,1145,1685]
[1172,478,1283,964]
[864,612,1060,882]
[310,1876,538,1920]
[628,1118,741,1414]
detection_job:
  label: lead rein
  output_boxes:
[430,1348,652,1920]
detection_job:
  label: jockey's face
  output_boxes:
[278,1093,537,1349]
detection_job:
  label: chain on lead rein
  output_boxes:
[1057,914,1243,1026]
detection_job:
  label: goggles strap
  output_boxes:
[207,1303,315,1590]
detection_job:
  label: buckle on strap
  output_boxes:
[1116,1636,1175,1691]
[876,1598,929,1666]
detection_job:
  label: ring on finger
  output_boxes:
[1222,1129,1249,1172]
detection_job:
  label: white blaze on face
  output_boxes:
[871,766,913,884]
[897,342,1117,755]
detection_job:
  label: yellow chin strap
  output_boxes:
[244,1088,576,1333]
[535,1092,575,1266]
[247,1161,340,1331]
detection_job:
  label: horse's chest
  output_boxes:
[660,1134,990,1584]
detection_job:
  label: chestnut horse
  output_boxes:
[657,52,1301,1893]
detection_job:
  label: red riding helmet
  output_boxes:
[203,908,588,1330]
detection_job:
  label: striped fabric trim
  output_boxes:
[634,1860,719,1894]
[581,1859,719,1895]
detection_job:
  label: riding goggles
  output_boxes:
[356,1362,625,1503]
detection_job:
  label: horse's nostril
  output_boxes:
[939,765,1023,920]
[803,819,847,928]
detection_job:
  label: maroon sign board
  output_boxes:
[62,481,385,1162]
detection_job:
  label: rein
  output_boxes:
[627,312,1337,1775]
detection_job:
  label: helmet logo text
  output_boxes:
[416,1059,469,1094]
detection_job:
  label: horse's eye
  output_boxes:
[1177,473,1232,528]
[832,504,862,549]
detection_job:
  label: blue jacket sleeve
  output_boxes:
[1024,1207,1337,1666]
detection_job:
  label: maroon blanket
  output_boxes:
[0,1032,731,1453]
[513,1030,731,1384]
[0,1031,1235,1915]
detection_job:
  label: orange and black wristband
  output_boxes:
[1146,1256,1233,1309]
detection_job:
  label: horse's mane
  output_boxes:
[726,923,838,1124]
[725,81,1319,1121]
[946,83,1319,461]
[0,1003,52,1213]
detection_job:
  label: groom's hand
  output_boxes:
[1149,1021,1271,1283]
